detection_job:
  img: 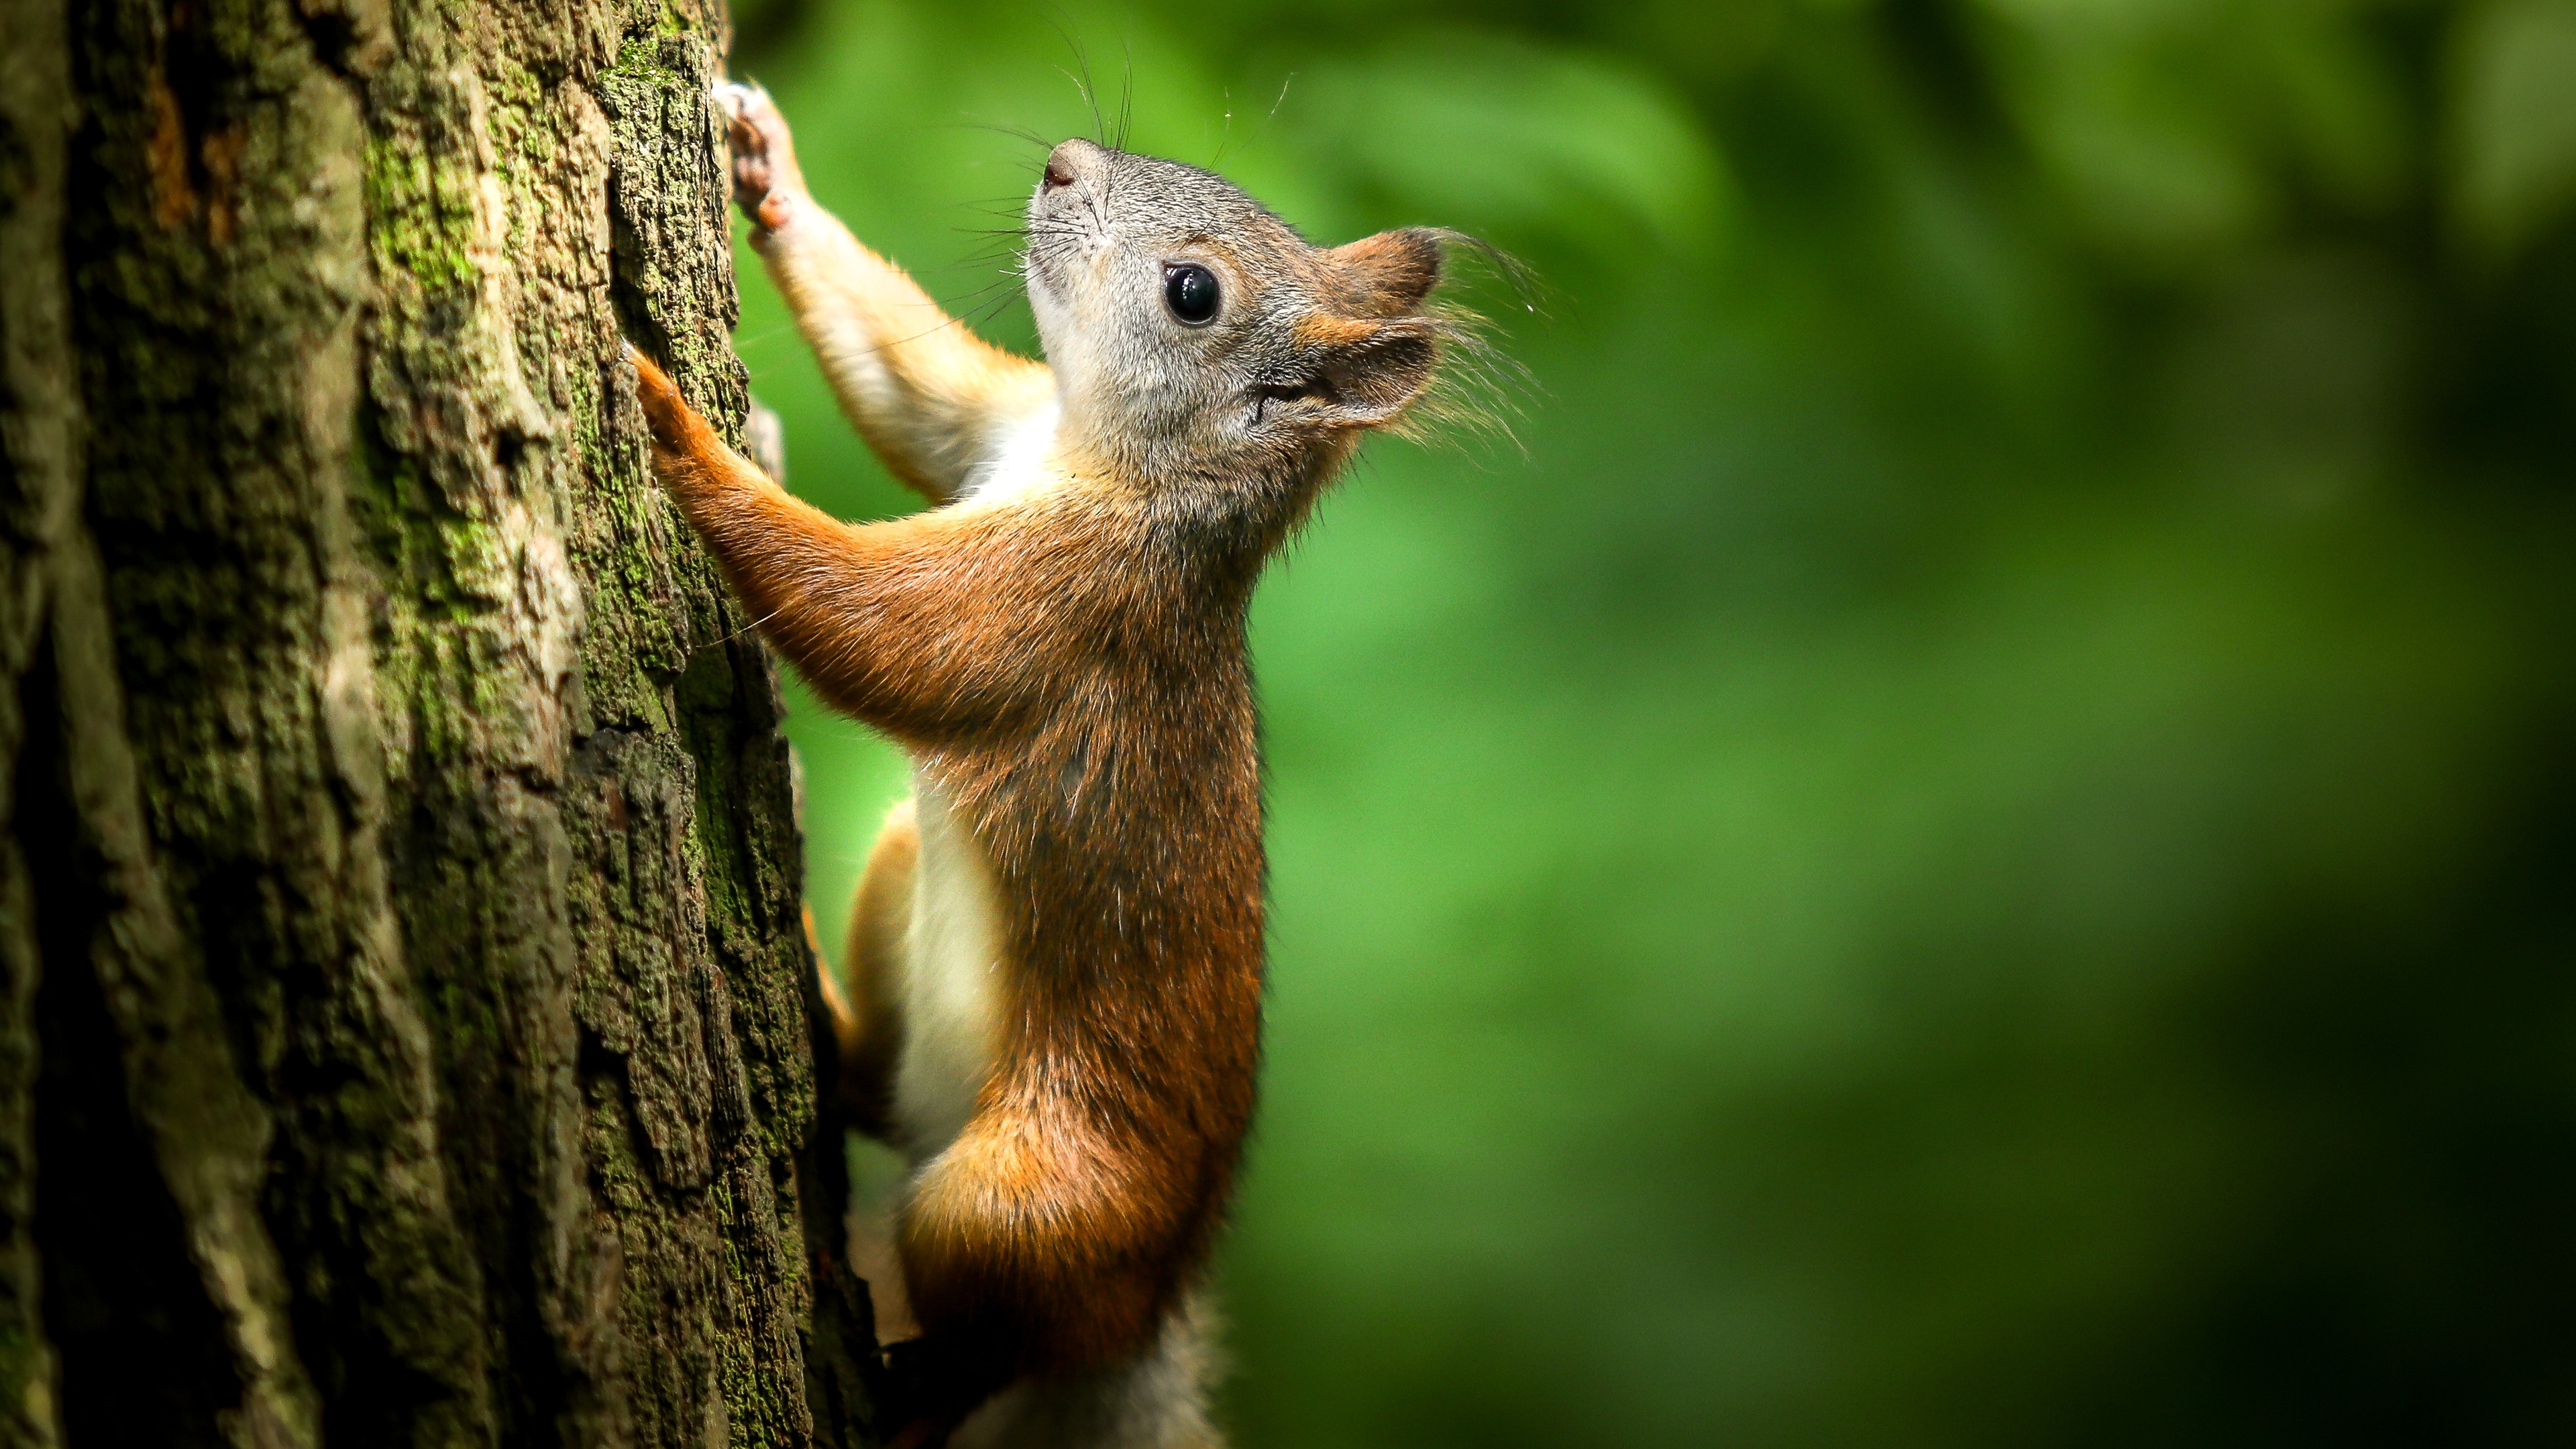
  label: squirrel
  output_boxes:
[626,82,1477,1449]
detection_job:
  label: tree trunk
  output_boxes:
[0,0,877,1443]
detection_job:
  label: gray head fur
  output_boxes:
[1024,138,1454,497]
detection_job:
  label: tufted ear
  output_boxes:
[1324,227,1444,319]
[1262,313,1440,431]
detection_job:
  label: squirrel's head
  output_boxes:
[1024,138,1464,488]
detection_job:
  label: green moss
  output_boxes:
[365,139,480,295]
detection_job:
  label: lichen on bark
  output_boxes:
[0,0,876,1441]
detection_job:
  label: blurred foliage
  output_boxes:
[722,1,2576,1444]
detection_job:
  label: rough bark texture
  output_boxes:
[0,0,878,1442]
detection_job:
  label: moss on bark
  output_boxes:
[0,0,877,1442]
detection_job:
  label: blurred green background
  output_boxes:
[721,2,2576,1444]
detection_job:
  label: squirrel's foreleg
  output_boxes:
[626,347,1045,742]
[718,82,1054,506]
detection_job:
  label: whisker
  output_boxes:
[720,601,792,646]
[1049,21,1106,146]
[933,119,1056,154]
[1115,40,1134,152]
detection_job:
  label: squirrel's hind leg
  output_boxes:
[827,796,916,1140]
[951,1289,1228,1449]
[830,798,930,1350]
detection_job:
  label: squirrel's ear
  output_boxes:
[1290,314,1440,429]
[1325,227,1444,318]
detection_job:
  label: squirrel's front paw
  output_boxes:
[715,81,804,235]
[623,342,696,456]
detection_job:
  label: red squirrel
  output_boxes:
[627,83,1477,1449]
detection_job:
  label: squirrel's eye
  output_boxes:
[1164,263,1220,325]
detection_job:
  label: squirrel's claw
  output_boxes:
[714,79,800,234]
[713,78,763,121]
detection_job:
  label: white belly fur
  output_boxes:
[959,398,1061,507]
[892,402,1053,1159]
[894,772,1008,1161]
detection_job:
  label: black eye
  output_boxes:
[1164,262,1220,325]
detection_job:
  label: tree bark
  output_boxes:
[0,0,877,1443]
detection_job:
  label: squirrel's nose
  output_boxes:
[1042,138,1105,192]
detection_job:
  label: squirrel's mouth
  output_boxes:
[1022,242,1062,301]
[1020,220,1090,302]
